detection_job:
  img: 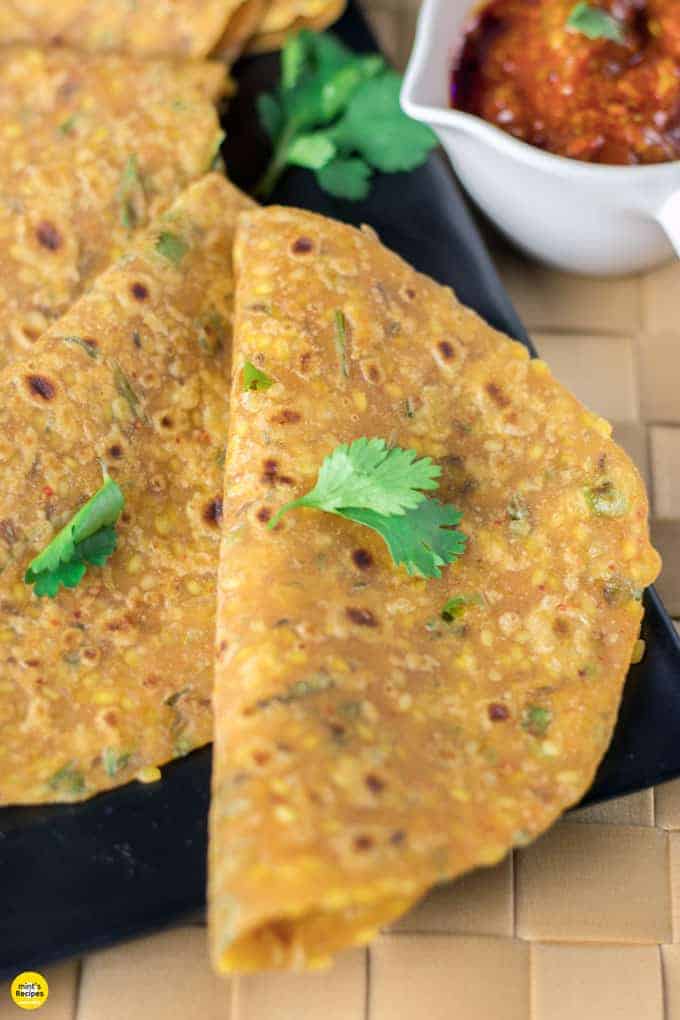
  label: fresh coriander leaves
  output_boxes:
[255,30,437,200]
[243,361,274,391]
[25,473,124,597]
[269,437,466,579]
[272,437,440,519]
[287,133,337,170]
[328,72,438,173]
[566,2,625,43]
[318,157,372,200]
[343,500,466,579]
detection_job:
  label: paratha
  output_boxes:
[0,173,253,806]
[214,0,268,63]
[0,1,248,58]
[245,0,346,53]
[0,45,226,373]
[209,206,660,971]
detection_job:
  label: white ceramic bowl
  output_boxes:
[401,0,680,276]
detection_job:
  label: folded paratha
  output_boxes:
[245,0,347,54]
[0,174,253,806]
[214,0,268,63]
[0,1,249,58]
[0,46,226,373]
[209,206,660,971]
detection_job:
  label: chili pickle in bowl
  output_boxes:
[402,0,680,276]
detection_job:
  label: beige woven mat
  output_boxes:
[2,3,680,1017]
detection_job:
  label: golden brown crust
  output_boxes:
[245,0,347,53]
[0,1,246,58]
[213,0,269,62]
[209,206,660,971]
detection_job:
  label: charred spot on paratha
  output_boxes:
[204,497,223,526]
[270,409,301,425]
[346,607,378,627]
[25,374,55,400]
[35,221,62,251]
[486,381,510,407]
[351,548,373,570]
[262,458,294,486]
[290,236,314,255]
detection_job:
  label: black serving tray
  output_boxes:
[1,0,679,979]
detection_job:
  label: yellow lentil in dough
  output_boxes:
[208,206,660,973]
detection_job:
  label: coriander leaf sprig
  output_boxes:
[25,473,124,597]
[256,30,438,201]
[343,500,466,578]
[268,437,466,578]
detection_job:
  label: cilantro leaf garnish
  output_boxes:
[155,231,188,265]
[272,438,440,519]
[257,93,284,141]
[287,133,337,170]
[25,474,124,597]
[317,157,372,200]
[243,361,274,391]
[566,2,625,43]
[329,72,439,173]
[343,501,466,579]
[255,30,436,200]
[268,438,466,578]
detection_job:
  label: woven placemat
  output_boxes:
[2,3,679,1017]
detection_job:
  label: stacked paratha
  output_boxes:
[0,174,253,805]
[0,1,347,58]
[0,46,227,373]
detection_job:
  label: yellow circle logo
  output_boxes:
[10,972,48,1010]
